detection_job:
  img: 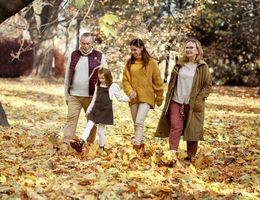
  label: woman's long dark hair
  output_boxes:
[126,38,151,70]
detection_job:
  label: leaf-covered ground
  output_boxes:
[0,78,259,200]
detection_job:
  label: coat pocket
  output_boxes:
[193,98,205,113]
[188,112,204,140]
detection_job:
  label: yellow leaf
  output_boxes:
[0,175,6,183]
[236,158,246,164]
[100,14,119,25]
[26,189,46,200]
[84,195,96,200]
[45,177,58,191]
[83,173,97,181]
[161,150,174,163]
[73,0,85,9]
[96,165,104,173]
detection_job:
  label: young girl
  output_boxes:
[70,68,130,153]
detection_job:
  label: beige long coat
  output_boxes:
[155,59,212,141]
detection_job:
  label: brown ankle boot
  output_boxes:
[70,138,85,153]
[133,144,141,153]
[139,144,146,156]
[133,144,146,156]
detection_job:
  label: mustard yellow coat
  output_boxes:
[122,58,164,108]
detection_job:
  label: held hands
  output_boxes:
[129,91,137,100]
[157,101,163,107]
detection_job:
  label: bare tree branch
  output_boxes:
[228,15,260,27]
[10,39,32,61]
[83,0,95,21]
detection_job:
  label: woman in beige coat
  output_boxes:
[155,38,212,162]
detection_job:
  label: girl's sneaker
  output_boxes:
[97,146,106,156]
[70,138,85,153]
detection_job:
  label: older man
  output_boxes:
[63,32,107,149]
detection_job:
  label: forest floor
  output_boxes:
[0,78,259,200]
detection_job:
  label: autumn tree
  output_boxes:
[24,0,63,78]
[0,0,61,121]
[190,0,260,86]
[75,0,204,81]
[0,0,34,123]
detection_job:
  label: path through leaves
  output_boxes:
[0,79,259,199]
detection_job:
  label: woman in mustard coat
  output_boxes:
[122,38,164,152]
[155,38,212,162]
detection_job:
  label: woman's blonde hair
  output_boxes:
[183,38,204,62]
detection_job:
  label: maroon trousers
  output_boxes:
[169,101,198,157]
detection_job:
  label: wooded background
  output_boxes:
[0,1,259,198]
[0,0,259,86]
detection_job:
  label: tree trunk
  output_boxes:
[176,0,183,9]
[0,102,10,127]
[31,40,54,78]
[0,0,33,24]
[24,0,62,78]
[76,17,81,49]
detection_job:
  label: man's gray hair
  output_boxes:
[81,32,93,38]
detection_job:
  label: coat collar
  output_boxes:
[176,57,207,68]
[79,48,94,56]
